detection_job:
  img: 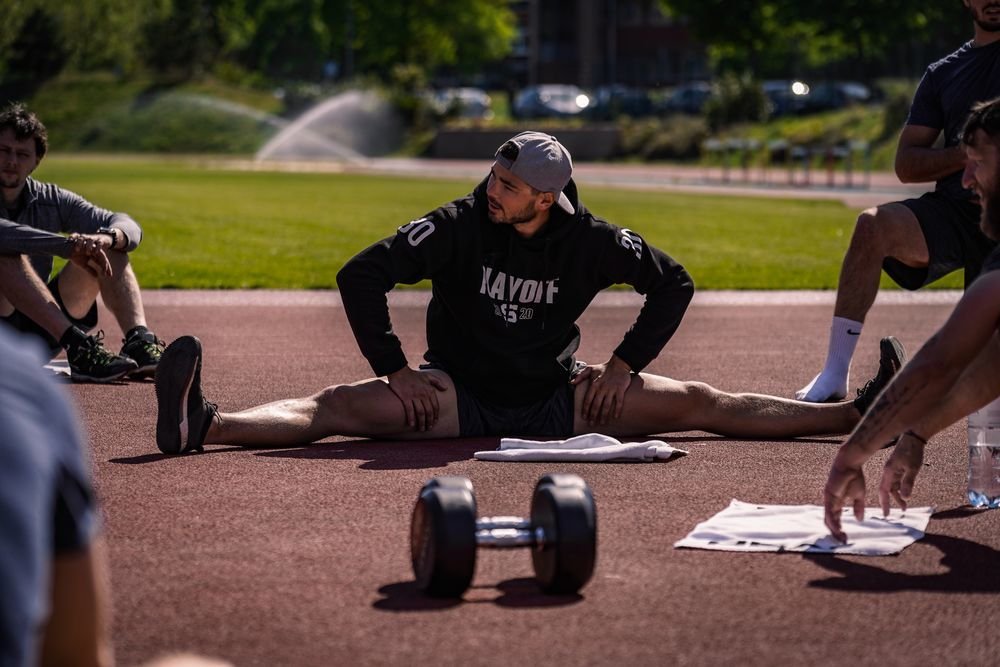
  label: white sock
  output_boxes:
[796,316,863,402]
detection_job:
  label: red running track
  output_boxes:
[64,293,1000,666]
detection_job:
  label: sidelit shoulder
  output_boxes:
[26,178,82,205]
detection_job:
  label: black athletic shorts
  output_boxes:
[420,361,580,438]
[1,274,98,357]
[883,191,996,290]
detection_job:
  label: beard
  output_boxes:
[970,2,1000,32]
[488,199,538,226]
[0,172,22,189]
[982,186,1000,240]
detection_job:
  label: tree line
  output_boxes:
[0,0,975,92]
[658,0,971,79]
[0,0,515,85]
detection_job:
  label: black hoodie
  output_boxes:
[337,176,694,407]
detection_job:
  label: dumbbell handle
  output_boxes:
[475,516,547,548]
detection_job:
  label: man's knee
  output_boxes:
[850,205,924,262]
[679,380,718,412]
[315,384,355,413]
[850,207,891,252]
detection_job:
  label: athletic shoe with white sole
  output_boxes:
[155,335,218,454]
[121,327,165,379]
[67,331,138,383]
[853,336,906,416]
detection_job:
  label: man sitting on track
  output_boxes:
[824,97,1000,542]
[154,131,904,454]
[0,102,165,382]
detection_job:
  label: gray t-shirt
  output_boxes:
[0,177,142,282]
[906,38,1000,199]
[0,326,98,667]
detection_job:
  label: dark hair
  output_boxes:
[0,102,48,158]
[962,96,1000,146]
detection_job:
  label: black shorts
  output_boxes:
[420,361,578,438]
[1,274,98,357]
[883,191,996,290]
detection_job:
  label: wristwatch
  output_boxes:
[96,226,120,249]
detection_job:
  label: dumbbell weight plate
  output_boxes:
[535,473,588,492]
[410,483,478,597]
[530,482,597,594]
[421,475,475,495]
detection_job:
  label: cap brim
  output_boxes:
[556,192,575,214]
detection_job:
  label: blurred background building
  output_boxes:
[503,0,707,88]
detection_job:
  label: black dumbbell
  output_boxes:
[410,474,597,597]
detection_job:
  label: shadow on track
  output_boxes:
[805,527,1000,593]
[254,438,496,469]
[373,578,582,612]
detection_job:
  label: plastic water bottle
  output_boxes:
[967,398,1000,508]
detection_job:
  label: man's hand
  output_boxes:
[67,235,112,277]
[878,432,926,515]
[823,446,869,544]
[571,354,633,425]
[387,366,448,432]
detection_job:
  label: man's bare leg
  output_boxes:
[205,371,462,446]
[0,254,72,340]
[798,203,928,402]
[58,250,147,331]
[576,373,859,439]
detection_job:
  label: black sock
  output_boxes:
[59,326,89,352]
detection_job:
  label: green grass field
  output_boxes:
[37,156,964,290]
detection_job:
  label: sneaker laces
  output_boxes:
[74,331,118,365]
[124,331,166,356]
[856,377,875,399]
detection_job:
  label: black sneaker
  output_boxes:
[853,336,906,416]
[67,331,138,383]
[121,327,165,379]
[155,335,218,454]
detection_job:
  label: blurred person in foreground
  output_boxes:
[0,325,113,666]
[154,132,901,454]
[0,102,164,382]
[824,97,1000,542]
[798,0,1000,403]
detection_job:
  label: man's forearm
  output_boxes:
[845,355,962,458]
[0,218,72,257]
[894,144,967,183]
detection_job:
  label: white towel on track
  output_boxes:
[474,432,687,462]
[674,499,933,556]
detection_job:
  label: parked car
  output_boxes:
[588,85,654,119]
[662,81,712,115]
[762,80,811,117]
[428,87,493,120]
[512,84,591,119]
[803,81,873,112]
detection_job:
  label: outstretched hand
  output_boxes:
[570,355,633,424]
[823,447,869,544]
[67,234,112,277]
[878,433,926,515]
[387,366,448,432]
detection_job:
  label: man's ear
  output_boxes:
[537,192,555,211]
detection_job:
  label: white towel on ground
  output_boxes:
[43,359,70,377]
[674,499,933,556]
[474,432,687,462]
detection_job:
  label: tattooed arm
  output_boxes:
[823,272,1000,541]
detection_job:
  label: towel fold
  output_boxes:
[674,499,933,556]
[474,432,687,462]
